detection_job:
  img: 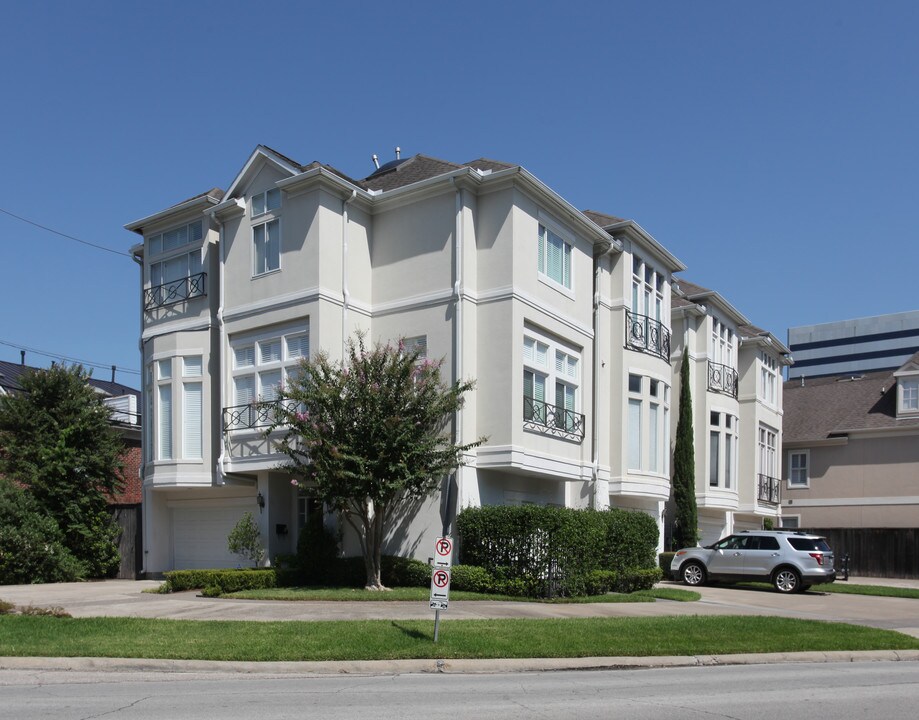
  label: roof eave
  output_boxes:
[125,192,224,235]
[603,219,687,272]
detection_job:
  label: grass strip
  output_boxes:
[820,583,919,599]
[733,582,919,599]
[1,615,915,662]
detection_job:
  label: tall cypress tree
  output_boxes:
[671,350,698,549]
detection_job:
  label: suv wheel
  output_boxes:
[681,561,706,587]
[772,567,801,593]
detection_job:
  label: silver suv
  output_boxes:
[670,530,836,593]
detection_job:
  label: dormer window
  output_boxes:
[252,188,281,216]
[899,377,919,415]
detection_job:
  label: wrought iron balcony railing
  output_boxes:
[144,272,207,311]
[625,310,671,363]
[708,361,739,399]
[223,399,294,432]
[523,397,585,442]
[757,474,781,505]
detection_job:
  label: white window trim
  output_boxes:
[780,514,801,529]
[897,377,919,416]
[251,188,281,218]
[536,218,576,298]
[228,326,309,431]
[788,449,810,489]
[523,327,581,435]
[627,371,671,475]
[252,217,282,277]
[708,411,738,490]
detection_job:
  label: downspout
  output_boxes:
[447,177,464,534]
[591,242,616,508]
[131,248,146,575]
[342,189,357,354]
[211,206,229,484]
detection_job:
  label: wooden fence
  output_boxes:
[109,505,142,579]
[803,528,919,579]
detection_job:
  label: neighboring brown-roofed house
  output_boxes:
[781,351,919,530]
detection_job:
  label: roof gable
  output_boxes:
[224,145,303,200]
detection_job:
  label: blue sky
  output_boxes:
[1,1,916,387]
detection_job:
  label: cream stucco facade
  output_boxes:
[127,147,787,573]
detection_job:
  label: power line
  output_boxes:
[0,339,140,376]
[0,207,132,258]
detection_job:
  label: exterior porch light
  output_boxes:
[256,492,265,512]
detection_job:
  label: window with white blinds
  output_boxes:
[158,384,172,460]
[183,382,202,459]
[230,326,310,414]
[537,224,572,289]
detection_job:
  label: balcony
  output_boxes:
[144,272,207,311]
[757,474,781,505]
[223,399,292,432]
[625,310,671,363]
[523,397,585,442]
[708,361,738,399]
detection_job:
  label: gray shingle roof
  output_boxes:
[581,210,629,227]
[360,155,466,192]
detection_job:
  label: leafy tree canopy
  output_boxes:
[272,334,483,589]
[0,364,123,577]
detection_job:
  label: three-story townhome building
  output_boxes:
[670,279,791,545]
[127,146,785,573]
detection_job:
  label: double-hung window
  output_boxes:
[156,359,173,460]
[252,187,281,276]
[788,450,809,487]
[899,378,919,415]
[537,224,572,289]
[759,352,778,405]
[253,219,280,276]
[182,356,203,460]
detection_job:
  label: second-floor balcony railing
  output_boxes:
[758,474,781,505]
[708,361,739,399]
[144,272,207,311]
[223,399,293,432]
[523,397,585,442]
[625,310,671,363]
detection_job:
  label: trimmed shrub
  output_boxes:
[457,505,659,598]
[450,564,494,594]
[163,568,277,594]
[658,552,676,576]
[294,521,340,584]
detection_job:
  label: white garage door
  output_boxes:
[173,505,251,569]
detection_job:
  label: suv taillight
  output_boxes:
[809,552,824,565]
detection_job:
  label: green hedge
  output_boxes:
[163,568,277,594]
[456,505,659,598]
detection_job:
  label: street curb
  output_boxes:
[2,650,918,676]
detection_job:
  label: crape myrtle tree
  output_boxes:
[271,333,483,590]
[671,350,699,550]
[0,364,123,577]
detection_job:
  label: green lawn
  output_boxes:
[222,586,699,603]
[0,615,915,662]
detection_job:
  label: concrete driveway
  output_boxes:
[1,578,918,638]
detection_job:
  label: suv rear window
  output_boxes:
[788,537,831,552]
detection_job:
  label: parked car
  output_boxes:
[670,530,836,593]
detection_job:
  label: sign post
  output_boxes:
[430,536,453,642]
